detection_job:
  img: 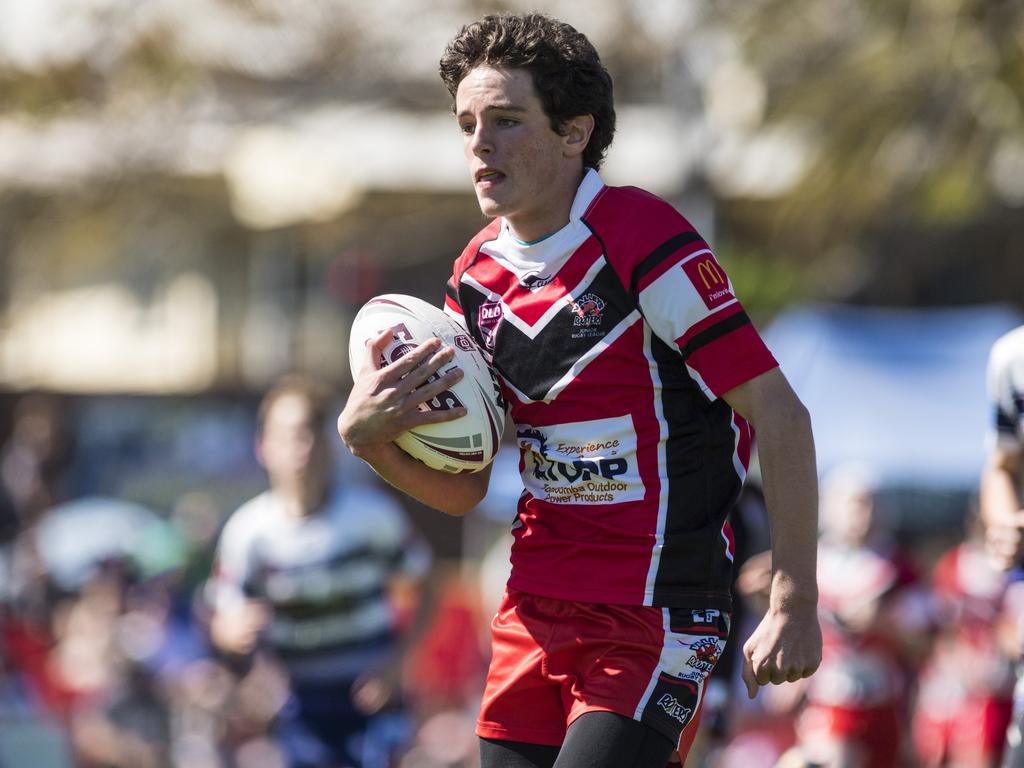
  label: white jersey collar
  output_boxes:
[496,168,605,265]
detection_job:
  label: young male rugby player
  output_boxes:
[338,13,821,767]
[980,325,1024,767]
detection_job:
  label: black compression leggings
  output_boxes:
[479,711,676,768]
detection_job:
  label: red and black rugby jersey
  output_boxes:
[446,170,778,607]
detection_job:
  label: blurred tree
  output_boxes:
[710,0,1024,306]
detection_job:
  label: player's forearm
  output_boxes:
[355,441,490,516]
[755,398,819,612]
[981,450,1023,525]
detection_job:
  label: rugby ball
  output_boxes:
[348,294,505,473]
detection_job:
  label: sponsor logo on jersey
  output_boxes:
[568,292,606,326]
[684,637,721,674]
[515,417,645,505]
[519,272,554,290]
[566,292,607,340]
[478,301,502,350]
[682,254,734,310]
[656,693,693,724]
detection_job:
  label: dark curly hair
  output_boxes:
[439,13,616,171]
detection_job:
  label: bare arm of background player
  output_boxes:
[981,444,1024,570]
[337,328,492,516]
[723,367,822,698]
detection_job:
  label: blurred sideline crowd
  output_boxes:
[0,384,1017,768]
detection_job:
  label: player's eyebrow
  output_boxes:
[456,103,529,119]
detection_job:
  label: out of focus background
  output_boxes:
[1,1,1022,766]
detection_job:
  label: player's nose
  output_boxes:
[468,123,494,156]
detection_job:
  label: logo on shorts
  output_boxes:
[691,608,721,624]
[684,638,720,674]
[477,301,502,351]
[681,254,733,310]
[656,693,693,724]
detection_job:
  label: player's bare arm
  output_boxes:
[723,368,822,697]
[980,444,1024,570]
[338,327,492,515]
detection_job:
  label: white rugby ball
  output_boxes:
[348,294,505,473]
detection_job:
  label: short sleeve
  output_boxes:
[205,501,261,611]
[636,245,777,399]
[987,331,1024,452]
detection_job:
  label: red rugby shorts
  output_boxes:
[476,588,731,754]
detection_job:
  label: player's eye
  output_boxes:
[459,123,475,135]
[497,118,518,127]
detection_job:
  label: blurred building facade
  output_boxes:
[0,0,722,395]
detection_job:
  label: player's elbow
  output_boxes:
[442,487,489,518]
[433,472,490,517]
[756,388,812,443]
[786,398,813,437]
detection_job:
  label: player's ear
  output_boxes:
[561,114,594,159]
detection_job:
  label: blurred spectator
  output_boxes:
[737,465,930,768]
[0,393,69,532]
[0,393,70,534]
[205,375,434,768]
[912,505,1014,768]
[796,465,930,767]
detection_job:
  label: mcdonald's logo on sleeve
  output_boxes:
[681,253,735,309]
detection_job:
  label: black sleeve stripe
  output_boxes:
[997,407,1018,432]
[679,311,751,360]
[630,232,706,298]
[445,278,459,303]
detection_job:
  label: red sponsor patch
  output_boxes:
[681,254,733,310]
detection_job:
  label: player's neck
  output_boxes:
[505,167,585,243]
[274,483,328,518]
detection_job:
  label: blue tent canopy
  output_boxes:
[763,304,1023,491]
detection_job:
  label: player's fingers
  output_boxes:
[410,367,464,404]
[398,405,468,429]
[387,341,451,389]
[741,656,759,699]
[394,345,456,394]
[369,332,443,380]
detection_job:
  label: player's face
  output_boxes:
[258,393,330,498]
[456,66,584,242]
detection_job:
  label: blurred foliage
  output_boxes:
[717,240,809,322]
[713,0,1024,264]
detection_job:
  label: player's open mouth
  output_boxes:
[476,169,505,186]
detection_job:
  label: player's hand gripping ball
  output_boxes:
[348,294,505,473]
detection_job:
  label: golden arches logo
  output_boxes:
[696,259,724,289]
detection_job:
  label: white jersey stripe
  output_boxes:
[540,309,643,402]
[460,271,502,304]
[633,608,672,721]
[729,414,748,484]
[644,324,670,606]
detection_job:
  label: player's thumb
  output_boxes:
[362,328,393,372]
